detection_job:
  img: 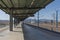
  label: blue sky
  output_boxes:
[33,0,60,21]
[0,0,60,21]
[0,9,9,20]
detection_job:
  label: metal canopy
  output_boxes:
[0,0,54,21]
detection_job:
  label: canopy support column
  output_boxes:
[10,9,13,31]
[14,18,18,28]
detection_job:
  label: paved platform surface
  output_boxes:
[0,23,24,40]
[23,24,60,40]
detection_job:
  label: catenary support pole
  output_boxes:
[38,11,39,27]
[56,10,58,31]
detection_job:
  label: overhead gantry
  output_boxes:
[0,0,54,31]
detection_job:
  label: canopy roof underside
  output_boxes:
[0,0,54,21]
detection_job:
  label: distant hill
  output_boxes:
[24,19,56,23]
[0,20,9,25]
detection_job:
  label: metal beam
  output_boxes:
[1,0,8,8]
[13,16,28,21]
[10,0,14,7]
[13,13,34,14]
[0,4,3,7]
[13,14,34,17]
[14,16,28,19]
[13,13,34,15]
[18,0,20,7]
[13,16,28,17]
[0,7,44,9]
[13,14,34,16]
